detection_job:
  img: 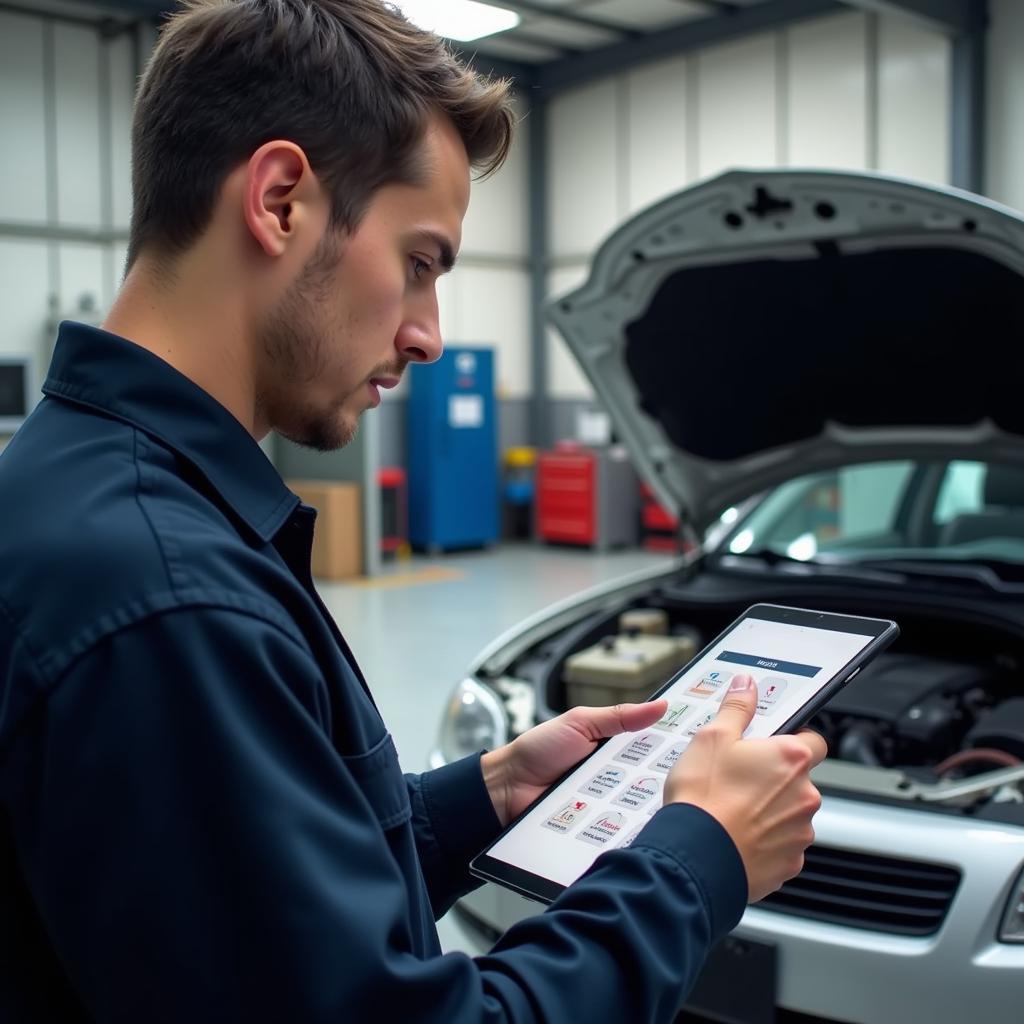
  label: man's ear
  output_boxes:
[243,141,320,258]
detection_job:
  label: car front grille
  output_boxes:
[757,844,961,937]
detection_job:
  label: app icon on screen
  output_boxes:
[650,741,687,774]
[580,766,627,798]
[543,799,589,834]
[612,776,662,810]
[615,733,664,765]
[685,711,717,738]
[653,701,692,733]
[577,811,627,847]
[756,676,789,716]
[687,670,732,699]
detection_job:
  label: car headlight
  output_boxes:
[999,864,1024,943]
[438,678,509,764]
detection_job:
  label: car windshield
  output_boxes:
[716,459,1024,566]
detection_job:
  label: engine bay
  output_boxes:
[482,584,1024,823]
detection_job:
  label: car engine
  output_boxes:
[482,591,1024,819]
[810,654,998,770]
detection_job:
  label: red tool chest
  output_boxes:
[536,444,637,549]
[536,448,597,544]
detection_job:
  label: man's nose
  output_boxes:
[395,314,443,365]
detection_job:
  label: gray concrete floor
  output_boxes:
[316,541,668,954]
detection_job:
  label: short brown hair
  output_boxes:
[128,0,515,267]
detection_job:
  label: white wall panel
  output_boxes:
[877,15,950,185]
[58,243,105,321]
[697,33,778,179]
[547,264,593,399]
[435,270,459,343]
[0,241,49,361]
[548,79,619,257]
[54,24,103,227]
[460,100,528,259]
[452,267,530,398]
[108,241,129,310]
[626,55,691,214]
[787,13,868,169]
[108,34,135,231]
[0,13,48,224]
[986,0,1024,211]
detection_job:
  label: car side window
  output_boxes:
[834,463,916,541]
[934,461,986,525]
[726,461,915,557]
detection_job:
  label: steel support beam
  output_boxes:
[534,0,845,95]
[527,94,549,450]
[950,1,988,194]
[836,0,976,35]
[63,0,166,16]
[502,0,638,39]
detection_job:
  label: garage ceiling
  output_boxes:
[8,0,985,98]
[467,0,771,64]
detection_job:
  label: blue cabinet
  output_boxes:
[408,347,498,551]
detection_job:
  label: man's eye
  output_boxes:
[411,256,431,279]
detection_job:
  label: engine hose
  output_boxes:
[935,748,1021,776]
[838,726,882,767]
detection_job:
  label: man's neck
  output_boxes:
[102,256,259,438]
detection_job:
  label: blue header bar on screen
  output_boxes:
[717,651,822,678]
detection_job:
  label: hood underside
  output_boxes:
[547,170,1024,530]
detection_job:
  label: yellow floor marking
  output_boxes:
[343,566,465,589]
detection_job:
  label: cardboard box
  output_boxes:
[287,479,363,580]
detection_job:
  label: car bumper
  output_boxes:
[445,779,1024,1024]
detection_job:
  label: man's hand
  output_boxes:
[665,674,827,903]
[481,699,669,827]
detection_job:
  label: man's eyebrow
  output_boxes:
[419,231,457,272]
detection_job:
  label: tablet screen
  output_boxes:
[478,607,890,894]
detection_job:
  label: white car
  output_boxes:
[431,170,1024,1024]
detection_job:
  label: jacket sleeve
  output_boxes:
[10,604,746,1024]
[406,755,504,919]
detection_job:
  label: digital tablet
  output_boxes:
[470,604,899,903]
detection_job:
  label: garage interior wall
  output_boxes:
[0,12,148,388]
[986,0,1024,215]
[0,5,529,474]
[4,2,1022,467]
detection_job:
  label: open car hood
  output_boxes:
[547,169,1024,531]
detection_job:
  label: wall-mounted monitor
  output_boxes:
[0,358,33,435]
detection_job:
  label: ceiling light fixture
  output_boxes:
[394,0,521,42]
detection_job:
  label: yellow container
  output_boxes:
[564,633,696,707]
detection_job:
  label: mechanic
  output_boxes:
[0,1,826,1020]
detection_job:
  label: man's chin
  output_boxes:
[280,411,358,453]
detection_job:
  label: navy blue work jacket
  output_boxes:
[0,322,745,1022]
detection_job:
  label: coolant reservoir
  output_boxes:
[618,608,669,635]
[564,632,696,708]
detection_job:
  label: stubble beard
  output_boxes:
[257,232,356,453]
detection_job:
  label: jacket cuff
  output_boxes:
[632,803,748,941]
[419,752,503,865]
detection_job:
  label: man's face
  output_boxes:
[256,115,470,450]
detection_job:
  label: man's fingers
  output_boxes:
[793,728,828,767]
[616,699,668,734]
[572,699,667,739]
[711,674,757,738]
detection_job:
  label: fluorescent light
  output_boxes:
[395,0,520,42]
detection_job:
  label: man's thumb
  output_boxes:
[713,674,758,736]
